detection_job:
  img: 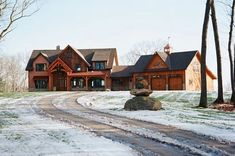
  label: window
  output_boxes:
[76,64,81,71]
[91,78,105,88]
[36,64,47,71]
[94,62,105,70]
[35,80,48,89]
[71,78,84,88]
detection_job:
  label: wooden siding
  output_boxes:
[185,56,201,91]
[111,78,130,91]
[169,76,183,90]
[146,54,168,70]
[132,70,185,90]
[185,54,214,91]
[28,55,49,91]
[151,76,166,90]
[59,46,88,72]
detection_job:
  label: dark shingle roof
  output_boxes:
[25,47,117,71]
[111,66,135,77]
[25,50,61,70]
[133,50,198,73]
[78,48,117,69]
[132,55,153,72]
[169,51,197,70]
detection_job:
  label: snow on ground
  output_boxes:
[77,91,235,143]
[0,93,138,156]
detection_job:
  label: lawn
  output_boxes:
[77,91,235,143]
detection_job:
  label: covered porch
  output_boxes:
[67,71,108,91]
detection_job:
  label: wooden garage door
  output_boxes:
[151,77,166,90]
[169,77,183,90]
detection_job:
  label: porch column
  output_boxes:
[104,75,107,89]
[133,75,136,89]
[66,76,71,91]
[48,73,52,91]
[166,74,169,90]
[85,76,88,90]
[148,75,151,89]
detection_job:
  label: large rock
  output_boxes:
[124,96,162,111]
[130,89,153,97]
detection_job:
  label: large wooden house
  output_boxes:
[26,44,216,91]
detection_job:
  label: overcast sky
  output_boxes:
[0,0,232,90]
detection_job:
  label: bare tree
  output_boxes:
[123,40,167,65]
[0,0,38,40]
[0,53,28,92]
[210,0,224,104]
[228,0,235,105]
[199,0,213,108]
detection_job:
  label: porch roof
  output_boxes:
[68,71,106,77]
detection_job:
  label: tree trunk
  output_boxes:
[210,0,224,104]
[228,0,235,105]
[199,0,212,108]
[233,44,235,105]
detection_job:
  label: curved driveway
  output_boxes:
[36,92,235,156]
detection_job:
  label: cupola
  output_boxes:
[164,43,172,55]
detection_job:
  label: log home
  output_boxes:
[26,44,216,91]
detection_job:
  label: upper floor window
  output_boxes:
[76,64,81,71]
[35,63,47,71]
[95,62,105,70]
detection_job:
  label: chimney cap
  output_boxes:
[56,45,60,50]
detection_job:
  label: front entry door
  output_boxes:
[53,71,67,91]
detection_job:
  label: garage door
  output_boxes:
[151,77,166,90]
[169,77,183,90]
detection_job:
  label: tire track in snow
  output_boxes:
[36,93,235,156]
[36,93,201,156]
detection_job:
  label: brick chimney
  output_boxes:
[56,45,60,50]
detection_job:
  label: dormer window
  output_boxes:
[95,62,105,70]
[36,63,47,71]
[76,64,81,71]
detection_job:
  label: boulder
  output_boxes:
[124,96,162,111]
[130,89,153,97]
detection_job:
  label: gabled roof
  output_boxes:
[133,50,198,73]
[169,51,197,70]
[25,50,61,70]
[69,45,90,66]
[25,46,117,71]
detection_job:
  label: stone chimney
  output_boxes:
[56,45,60,50]
[164,43,172,55]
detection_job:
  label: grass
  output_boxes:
[0,92,43,98]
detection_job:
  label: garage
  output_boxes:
[169,76,183,90]
[151,76,166,90]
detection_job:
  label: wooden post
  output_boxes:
[48,73,52,91]
[85,77,88,91]
[148,75,151,89]
[66,76,70,91]
[133,75,136,89]
[104,75,107,90]
[166,74,169,90]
